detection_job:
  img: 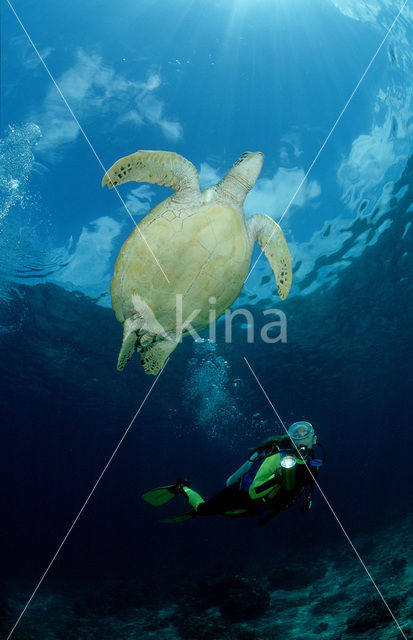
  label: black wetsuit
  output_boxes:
[197,482,261,517]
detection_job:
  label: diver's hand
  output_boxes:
[300,498,312,512]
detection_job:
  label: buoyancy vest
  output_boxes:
[244,450,310,500]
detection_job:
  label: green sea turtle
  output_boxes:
[102,150,292,375]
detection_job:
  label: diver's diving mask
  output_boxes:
[288,421,315,448]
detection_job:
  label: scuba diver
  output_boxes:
[142,421,326,526]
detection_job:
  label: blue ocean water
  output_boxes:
[1,1,413,638]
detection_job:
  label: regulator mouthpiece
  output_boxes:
[281,454,296,491]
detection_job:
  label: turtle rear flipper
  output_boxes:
[117,316,142,371]
[140,339,179,375]
[117,332,138,371]
[102,150,200,197]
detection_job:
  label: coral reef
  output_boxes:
[2,518,412,640]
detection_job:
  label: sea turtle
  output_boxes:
[102,150,292,375]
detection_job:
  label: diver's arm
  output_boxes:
[226,459,254,486]
[300,464,322,512]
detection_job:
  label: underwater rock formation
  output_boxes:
[197,574,270,622]
[345,596,401,635]
[268,558,327,591]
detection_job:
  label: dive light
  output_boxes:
[281,454,296,491]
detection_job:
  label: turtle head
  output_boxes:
[215,151,264,207]
[233,151,264,180]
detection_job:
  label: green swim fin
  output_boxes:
[160,508,196,524]
[142,483,180,506]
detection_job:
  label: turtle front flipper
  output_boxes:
[102,150,200,197]
[248,214,292,300]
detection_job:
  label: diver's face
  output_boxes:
[294,434,317,449]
